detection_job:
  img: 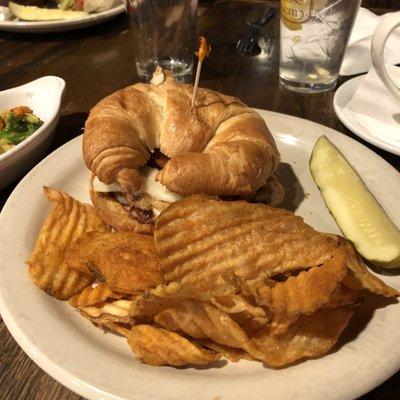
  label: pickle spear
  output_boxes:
[310,135,400,268]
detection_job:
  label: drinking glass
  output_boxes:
[127,0,198,82]
[279,0,361,93]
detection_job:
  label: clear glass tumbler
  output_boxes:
[127,0,198,82]
[279,0,361,93]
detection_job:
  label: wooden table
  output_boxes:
[0,1,399,399]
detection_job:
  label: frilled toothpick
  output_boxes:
[191,36,211,109]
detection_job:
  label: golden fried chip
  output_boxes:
[324,284,361,308]
[80,299,135,324]
[126,325,221,366]
[154,278,237,300]
[64,237,92,275]
[69,283,123,308]
[252,307,354,367]
[153,300,266,361]
[30,264,93,301]
[65,231,163,294]
[250,250,348,315]
[210,294,266,317]
[198,340,254,362]
[344,244,399,297]
[153,283,266,317]
[28,187,108,300]
[129,292,181,321]
[155,303,206,339]
[230,312,271,337]
[83,320,127,334]
[142,285,271,337]
[269,313,300,337]
[80,311,134,326]
[155,196,348,291]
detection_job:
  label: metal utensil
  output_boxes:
[236,6,275,54]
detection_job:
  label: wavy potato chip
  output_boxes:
[65,231,163,294]
[344,245,399,297]
[155,196,348,290]
[154,278,237,300]
[132,289,270,337]
[253,307,354,367]
[129,292,181,321]
[156,308,205,338]
[152,283,266,317]
[251,250,348,315]
[84,320,124,334]
[69,283,123,308]
[230,312,271,337]
[269,313,300,337]
[80,312,134,326]
[154,300,266,361]
[30,263,93,301]
[126,325,221,366]
[27,190,399,369]
[211,294,266,317]
[198,340,254,362]
[324,284,361,308]
[28,187,108,300]
[79,309,133,333]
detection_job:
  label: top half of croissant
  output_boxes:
[83,69,280,197]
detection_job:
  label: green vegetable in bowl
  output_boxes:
[0,106,43,154]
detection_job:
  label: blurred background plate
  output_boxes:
[334,75,400,156]
[0,1,125,33]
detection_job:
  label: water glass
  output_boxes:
[127,0,198,82]
[279,0,361,93]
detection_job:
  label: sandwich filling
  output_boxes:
[93,166,182,225]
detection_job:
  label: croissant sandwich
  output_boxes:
[83,69,284,234]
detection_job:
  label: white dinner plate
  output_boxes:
[334,75,400,156]
[0,110,399,400]
[0,2,125,33]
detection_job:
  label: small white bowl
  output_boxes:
[0,76,65,189]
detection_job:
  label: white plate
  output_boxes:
[0,2,125,33]
[0,110,399,400]
[334,75,400,156]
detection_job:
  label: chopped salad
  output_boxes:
[0,106,43,155]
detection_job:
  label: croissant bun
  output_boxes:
[83,70,280,197]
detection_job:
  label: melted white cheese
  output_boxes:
[141,167,182,203]
[92,176,124,193]
[93,167,182,203]
[101,300,133,317]
[83,299,133,318]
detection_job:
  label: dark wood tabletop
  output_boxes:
[0,0,399,399]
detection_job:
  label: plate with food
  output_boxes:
[0,0,125,33]
[0,70,399,400]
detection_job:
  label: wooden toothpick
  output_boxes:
[191,36,211,109]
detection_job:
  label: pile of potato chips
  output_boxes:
[28,189,398,367]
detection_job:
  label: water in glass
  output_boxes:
[127,0,198,82]
[279,0,361,93]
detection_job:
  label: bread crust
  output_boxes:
[89,176,154,235]
[83,73,280,197]
[90,175,284,233]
